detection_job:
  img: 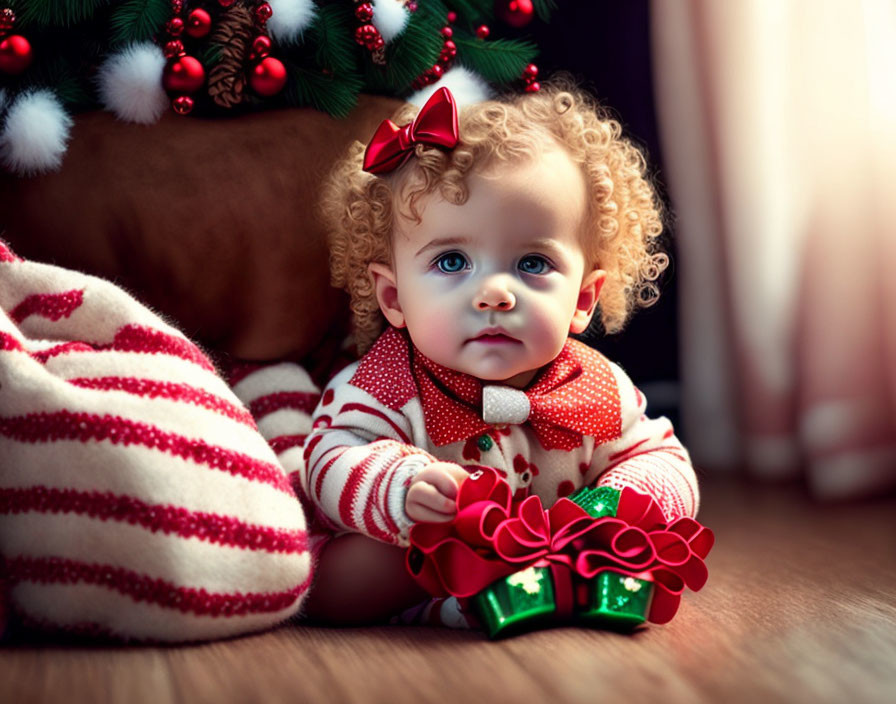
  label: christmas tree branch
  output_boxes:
[455,36,537,84]
[362,4,444,93]
[284,61,362,118]
[108,0,170,47]
[16,0,111,28]
[532,0,557,24]
[308,3,359,77]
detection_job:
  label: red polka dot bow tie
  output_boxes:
[362,87,460,174]
[412,342,624,452]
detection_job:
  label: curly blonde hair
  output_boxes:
[321,76,667,354]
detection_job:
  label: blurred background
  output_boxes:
[536,0,896,502]
[1,0,892,503]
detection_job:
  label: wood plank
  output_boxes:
[2,478,894,703]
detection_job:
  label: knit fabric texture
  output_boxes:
[299,327,700,549]
[0,241,311,642]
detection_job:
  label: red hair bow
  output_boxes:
[362,87,460,174]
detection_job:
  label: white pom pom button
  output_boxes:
[482,385,530,426]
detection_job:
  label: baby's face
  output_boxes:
[373,147,603,388]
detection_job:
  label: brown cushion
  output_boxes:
[0,95,401,362]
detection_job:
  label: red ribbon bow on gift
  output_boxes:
[362,87,460,174]
[407,467,714,624]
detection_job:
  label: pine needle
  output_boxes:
[445,1,491,25]
[363,5,443,93]
[454,36,537,84]
[108,0,170,47]
[309,3,358,77]
[284,62,362,119]
[16,0,111,28]
[532,0,558,23]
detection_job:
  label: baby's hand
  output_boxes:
[406,462,469,523]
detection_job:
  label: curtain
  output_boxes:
[651,0,896,499]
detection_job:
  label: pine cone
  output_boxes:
[207,2,254,109]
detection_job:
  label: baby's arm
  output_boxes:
[303,365,466,546]
[300,366,471,624]
[587,362,700,520]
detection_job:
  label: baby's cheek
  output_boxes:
[412,317,443,346]
[527,295,570,331]
[406,311,459,361]
[524,303,573,354]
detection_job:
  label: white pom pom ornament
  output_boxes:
[407,67,492,109]
[0,89,73,176]
[97,43,168,124]
[372,0,410,43]
[267,0,317,44]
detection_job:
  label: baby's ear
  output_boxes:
[368,262,406,328]
[570,268,606,334]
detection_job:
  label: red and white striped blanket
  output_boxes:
[0,241,311,642]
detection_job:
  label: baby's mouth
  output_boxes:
[468,331,520,345]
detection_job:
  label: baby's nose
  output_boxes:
[473,280,516,311]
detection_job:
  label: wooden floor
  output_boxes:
[2,476,894,704]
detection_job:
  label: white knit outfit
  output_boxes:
[300,327,700,548]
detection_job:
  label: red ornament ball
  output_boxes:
[475,25,490,39]
[162,55,206,94]
[440,26,453,38]
[354,24,382,50]
[249,56,287,97]
[447,11,457,24]
[524,81,541,93]
[523,63,538,79]
[186,8,212,39]
[218,0,236,7]
[0,34,32,75]
[172,95,194,115]
[255,2,273,24]
[495,0,535,28]
[171,1,183,13]
[163,39,185,58]
[251,35,272,59]
[0,8,15,34]
[355,3,374,22]
[439,41,457,64]
[166,17,184,36]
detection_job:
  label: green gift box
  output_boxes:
[471,485,655,637]
[472,565,654,637]
[567,485,621,518]
[472,565,557,638]
[577,570,654,628]
[568,485,654,627]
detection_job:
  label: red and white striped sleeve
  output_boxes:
[228,361,320,493]
[588,362,700,520]
[302,364,437,547]
[227,360,344,564]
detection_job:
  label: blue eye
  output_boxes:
[518,255,551,275]
[436,252,468,273]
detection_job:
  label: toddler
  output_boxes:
[300,80,699,625]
